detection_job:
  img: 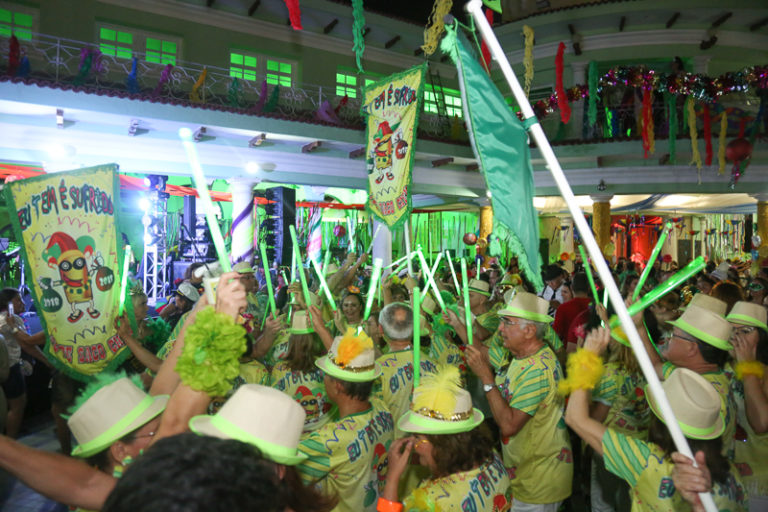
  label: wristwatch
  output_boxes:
[483,383,495,393]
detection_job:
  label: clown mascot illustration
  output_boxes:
[367,120,406,185]
[38,232,104,323]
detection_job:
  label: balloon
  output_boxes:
[726,137,753,163]
[463,233,477,245]
[333,225,346,238]
[560,252,570,261]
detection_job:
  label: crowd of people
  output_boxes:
[0,248,766,512]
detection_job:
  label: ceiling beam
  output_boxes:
[323,18,338,34]
[247,1,260,16]
[385,35,400,49]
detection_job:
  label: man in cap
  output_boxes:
[233,261,264,321]
[539,263,566,313]
[465,291,572,511]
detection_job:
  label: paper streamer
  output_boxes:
[666,93,677,164]
[703,104,712,166]
[189,67,208,103]
[555,42,571,124]
[641,88,654,158]
[351,0,366,73]
[421,0,453,57]
[718,110,727,175]
[687,97,702,171]
[523,25,535,97]
[284,0,303,30]
[126,57,139,94]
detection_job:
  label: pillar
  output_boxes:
[229,178,260,264]
[590,194,613,257]
[752,194,768,260]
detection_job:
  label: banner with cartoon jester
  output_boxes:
[361,63,426,230]
[4,164,131,380]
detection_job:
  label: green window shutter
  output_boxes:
[231,53,243,65]
[101,27,116,41]
[14,12,32,27]
[0,9,11,23]
[100,43,116,56]
[244,56,257,67]
[117,31,132,44]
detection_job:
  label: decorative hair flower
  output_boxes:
[347,285,361,294]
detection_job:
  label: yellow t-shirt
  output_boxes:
[592,362,650,438]
[497,345,572,504]
[271,361,334,431]
[602,428,748,511]
[207,359,270,414]
[297,398,395,512]
[375,349,437,438]
[263,330,291,368]
[428,331,464,372]
[402,452,512,511]
[731,374,768,497]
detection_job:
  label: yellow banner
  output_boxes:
[4,165,129,379]
[362,64,426,229]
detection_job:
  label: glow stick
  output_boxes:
[347,217,355,253]
[385,254,409,269]
[178,128,231,273]
[404,220,414,275]
[446,251,461,292]
[464,5,716,508]
[460,259,473,345]
[288,225,313,318]
[281,270,289,287]
[311,258,337,311]
[363,258,383,321]
[416,249,446,311]
[290,247,297,282]
[577,245,600,304]
[422,252,443,299]
[366,223,382,253]
[259,242,277,317]
[633,222,672,300]
[322,250,332,277]
[413,285,421,389]
[117,245,131,316]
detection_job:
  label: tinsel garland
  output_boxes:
[125,57,139,94]
[263,84,280,113]
[558,348,604,395]
[152,64,174,97]
[284,0,303,30]
[666,93,677,164]
[421,0,452,57]
[189,67,207,103]
[686,97,703,171]
[351,0,366,73]
[587,61,598,127]
[641,89,654,157]
[175,306,247,397]
[554,42,571,124]
[718,110,727,174]
[523,25,535,98]
[228,77,242,107]
[703,104,713,166]
[734,360,765,380]
[7,35,19,76]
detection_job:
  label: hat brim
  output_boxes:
[71,394,169,458]
[726,313,768,332]
[288,327,315,335]
[315,356,381,382]
[645,385,724,440]
[468,288,491,297]
[667,317,733,351]
[189,414,308,466]
[397,408,484,435]
[498,306,553,324]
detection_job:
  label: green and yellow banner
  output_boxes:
[4,164,130,379]
[362,63,426,229]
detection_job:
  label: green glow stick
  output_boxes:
[415,250,445,311]
[289,225,313,318]
[366,224,382,253]
[610,256,706,328]
[117,245,131,316]
[386,254,409,269]
[179,128,231,273]
[311,258,337,311]
[633,222,672,301]
[347,217,355,253]
[363,257,383,321]
[259,242,277,317]
[577,245,600,304]
[413,285,421,389]
[446,251,461,292]
[422,252,443,300]
[290,247,297,282]
[322,250,332,277]
[461,259,473,345]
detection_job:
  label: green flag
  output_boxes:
[441,25,543,291]
[482,0,502,13]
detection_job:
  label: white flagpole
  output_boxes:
[464,2,716,510]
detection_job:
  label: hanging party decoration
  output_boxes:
[263,84,280,113]
[587,61,598,127]
[523,25,535,97]
[74,48,102,86]
[463,233,478,245]
[316,100,342,125]
[686,97,703,172]
[227,77,242,107]
[554,42,571,124]
[284,0,303,30]
[16,55,29,77]
[351,0,366,73]
[718,110,727,174]
[729,91,765,188]
[726,137,753,186]
[665,93,677,164]
[361,64,426,229]
[125,57,139,94]
[641,88,654,158]
[152,63,174,97]
[252,80,268,113]
[421,0,453,57]
[189,67,208,103]
[7,35,20,76]
[702,104,713,166]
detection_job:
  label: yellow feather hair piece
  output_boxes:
[421,0,453,57]
[558,349,604,395]
[522,25,535,97]
[336,327,373,366]
[412,364,462,417]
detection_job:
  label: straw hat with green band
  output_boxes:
[668,304,733,351]
[645,368,725,440]
[189,384,308,465]
[682,293,727,316]
[498,291,554,323]
[288,310,315,335]
[315,327,381,382]
[468,279,491,297]
[726,301,768,332]
[398,365,484,435]
[68,377,168,458]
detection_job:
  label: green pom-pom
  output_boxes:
[67,371,143,417]
[175,307,247,397]
[142,318,172,354]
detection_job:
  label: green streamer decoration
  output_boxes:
[228,77,242,107]
[263,85,280,113]
[352,0,366,73]
[587,61,598,127]
[73,53,93,86]
[666,92,677,164]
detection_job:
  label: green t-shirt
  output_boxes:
[271,361,334,431]
[497,345,572,504]
[603,428,748,511]
[402,452,512,511]
[297,398,394,512]
[592,362,650,438]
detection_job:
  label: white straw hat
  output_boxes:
[316,328,380,382]
[668,304,733,351]
[726,301,768,331]
[498,291,553,323]
[177,282,201,302]
[684,293,727,316]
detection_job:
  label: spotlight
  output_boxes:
[144,233,154,246]
[142,214,152,227]
[246,161,260,175]
[143,177,151,187]
[139,198,151,212]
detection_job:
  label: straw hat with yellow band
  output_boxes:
[667,304,733,351]
[646,368,725,440]
[288,310,315,335]
[498,291,554,324]
[682,293,727,316]
[315,328,381,382]
[398,365,484,435]
[467,279,491,297]
[726,301,768,332]
[189,384,308,465]
[68,376,168,458]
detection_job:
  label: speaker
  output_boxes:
[264,187,295,266]
[183,195,196,240]
[744,214,753,252]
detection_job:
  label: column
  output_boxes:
[229,178,260,264]
[751,194,768,258]
[590,194,613,257]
